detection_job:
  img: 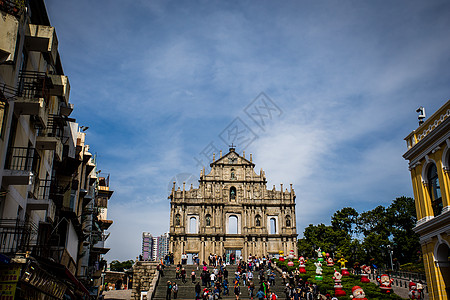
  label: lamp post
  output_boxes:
[387,245,394,271]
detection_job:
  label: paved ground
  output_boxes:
[103,289,132,300]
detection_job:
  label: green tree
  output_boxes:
[356,205,390,238]
[298,224,350,258]
[386,196,420,264]
[331,207,358,235]
[110,260,134,272]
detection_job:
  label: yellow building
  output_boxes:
[403,100,450,299]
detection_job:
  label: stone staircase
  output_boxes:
[153,264,286,299]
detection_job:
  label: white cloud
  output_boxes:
[45,0,450,261]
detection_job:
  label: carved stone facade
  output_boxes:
[169,148,297,264]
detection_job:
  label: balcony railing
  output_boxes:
[31,178,51,200]
[0,83,17,101]
[0,0,26,18]
[16,71,52,103]
[0,218,38,255]
[38,114,65,138]
[5,146,40,173]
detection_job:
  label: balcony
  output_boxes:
[27,179,56,222]
[97,219,113,231]
[25,24,58,65]
[0,9,19,63]
[92,233,111,255]
[35,115,66,161]
[86,158,95,174]
[0,218,38,255]
[15,71,52,128]
[2,147,40,186]
[48,75,70,104]
[59,102,74,117]
[89,172,97,185]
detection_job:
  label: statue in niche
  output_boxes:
[230,187,236,200]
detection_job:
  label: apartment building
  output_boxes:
[0,0,113,298]
[141,232,169,261]
[142,232,154,261]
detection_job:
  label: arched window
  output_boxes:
[189,217,197,234]
[286,215,291,227]
[255,214,261,227]
[270,218,276,234]
[228,215,238,234]
[175,214,180,226]
[230,187,236,200]
[231,168,235,179]
[428,163,443,216]
[205,214,211,227]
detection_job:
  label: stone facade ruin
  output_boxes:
[169,147,297,264]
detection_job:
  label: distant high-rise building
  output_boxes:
[142,232,154,261]
[142,232,169,261]
[156,232,170,260]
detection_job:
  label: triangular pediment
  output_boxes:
[210,149,254,167]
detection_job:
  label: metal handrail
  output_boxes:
[16,71,52,102]
[0,218,38,254]
[0,83,17,101]
[5,146,41,172]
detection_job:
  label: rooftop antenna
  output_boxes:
[416,106,426,125]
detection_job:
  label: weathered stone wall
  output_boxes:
[131,261,158,300]
[169,149,298,263]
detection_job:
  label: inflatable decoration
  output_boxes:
[408,281,422,299]
[337,256,349,276]
[314,261,323,280]
[332,269,346,297]
[326,253,334,267]
[360,265,370,283]
[316,248,324,262]
[298,256,306,274]
[349,286,368,300]
[377,274,394,294]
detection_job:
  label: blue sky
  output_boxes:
[46,0,450,262]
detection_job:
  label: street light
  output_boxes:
[387,245,394,271]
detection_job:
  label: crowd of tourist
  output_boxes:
[280,268,320,299]
[159,254,290,300]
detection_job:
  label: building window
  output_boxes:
[230,186,236,200]
[189,217,197,234]
[270,218,276,234]
[206,214,211,226]
[255,214,261,227]
[228,215,238,234]
[286,215,291,227]
[428,163,443,216]
[175,214,180,226]
[231,168,235,180]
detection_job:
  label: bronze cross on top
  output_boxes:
[229,143,236,148]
